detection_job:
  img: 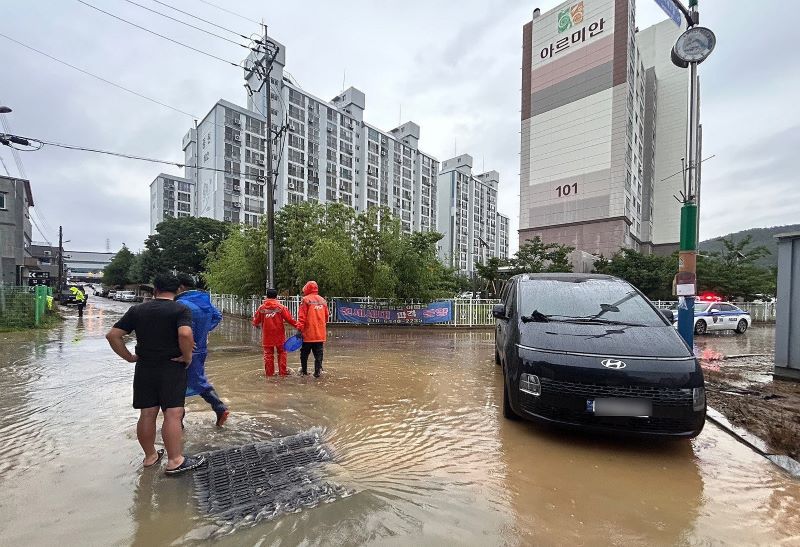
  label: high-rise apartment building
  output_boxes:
[519,0,687,257]
[149,173,195,232]
[496,213,510,260]
[182,100,268,227]
[437,154,508,275]
[244,38,439,234]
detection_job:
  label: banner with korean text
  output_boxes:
[336,301,453,325]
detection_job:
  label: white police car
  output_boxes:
[672,297,751,335]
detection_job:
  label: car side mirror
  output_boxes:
[492,304,507,320]
[659,309,675,323]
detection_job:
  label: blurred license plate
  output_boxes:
[587,398,652,417]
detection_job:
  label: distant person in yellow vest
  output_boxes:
[70,286,87,317]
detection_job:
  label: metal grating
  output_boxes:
[192,429,348,523]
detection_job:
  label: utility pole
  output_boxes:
[57,225,63,295]
[669,0,716,347]
[264,24,275,292]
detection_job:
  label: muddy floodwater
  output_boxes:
[1,299,799,546]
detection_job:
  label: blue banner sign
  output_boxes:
[336,301,453,325]
[653,0,682,27]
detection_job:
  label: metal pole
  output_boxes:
[57,225,63,296]
[263,24,275,292]
[676,5,701,348]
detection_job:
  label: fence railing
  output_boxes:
[211,295,502,327]
[212,295,778,326]
[651,300,777,323]
[0,284,52,329]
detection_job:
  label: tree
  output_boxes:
[103,246,135,287]
[593,250,676,300]
[145,217,230,277]
[511,237,574,274]
[204,225,267,298]
[300,239,357,296]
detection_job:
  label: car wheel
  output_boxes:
[735,319,748,334]
[694,319,707,335]
[502,370,519,421]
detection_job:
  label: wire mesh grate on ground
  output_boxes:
[193,429,348,523]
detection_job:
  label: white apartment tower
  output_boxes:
[437,154,507,275]
[181,100,267,227]
[244,37,439,234]
[149,174,195,233]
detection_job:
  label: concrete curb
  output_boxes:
[706,406,800,478]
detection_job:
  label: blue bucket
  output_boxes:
[284,334,303,352]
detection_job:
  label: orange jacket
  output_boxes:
[252,298,299,346]
[297,281,328,343]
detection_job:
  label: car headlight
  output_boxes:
[693,387,705,411]
[520,373,541,396]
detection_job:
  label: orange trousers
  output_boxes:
[263,345,288,376]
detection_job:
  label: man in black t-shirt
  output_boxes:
[106,273,205,475]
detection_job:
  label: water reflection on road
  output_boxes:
[0,300,797,545]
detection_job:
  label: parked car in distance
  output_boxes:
[669,298,751,335]
[107,290,117,299]
[115,290,138,302]
[494,273,705,438]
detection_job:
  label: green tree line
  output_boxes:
[104,204,470,300]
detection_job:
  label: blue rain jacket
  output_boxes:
[176,290,222,396]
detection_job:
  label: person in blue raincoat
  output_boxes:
[175,273,229,427]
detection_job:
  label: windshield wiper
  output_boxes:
[554,316,645,327]
[521,309,551,323]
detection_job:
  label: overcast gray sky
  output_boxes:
[1,0,797,253]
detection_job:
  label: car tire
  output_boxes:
[735,319,748,334]
[694,319,707,335]
[502,370,519,421]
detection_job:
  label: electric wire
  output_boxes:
[74,0,243,67]
[0,32,198,119]
[148,0,251,40]
[0,132,244,175]
[120,0,249,48]
[1,32,267,138]
[196,0,261,25]
[0,154,10,176]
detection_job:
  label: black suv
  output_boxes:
[494,273,705,438]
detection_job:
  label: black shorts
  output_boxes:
[133,361,187,410]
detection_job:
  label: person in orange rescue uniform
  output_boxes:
[296,280,328,377]
[252,288,299,377]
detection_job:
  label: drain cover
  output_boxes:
[193,429,347,522]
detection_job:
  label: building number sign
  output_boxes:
[555,183,578,198]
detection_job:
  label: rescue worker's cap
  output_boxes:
[302,281,319,296]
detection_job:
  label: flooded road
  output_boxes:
[0,299,798,545]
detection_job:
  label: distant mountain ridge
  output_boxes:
[699,224,800,268]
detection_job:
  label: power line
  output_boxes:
[75,0,243,67]
[196,0,261,25]
[0,32,198,119]
[148,0,251,40]
[0,131,239,175]
[121,0,249,48]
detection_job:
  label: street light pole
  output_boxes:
[670,0,715,348]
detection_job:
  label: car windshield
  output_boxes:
[694,302,709,312]
[518,278,665,327]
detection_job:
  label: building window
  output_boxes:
[0,192,6,210]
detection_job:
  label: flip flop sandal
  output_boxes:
[143,448,165,468]
[165,454,206,476]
